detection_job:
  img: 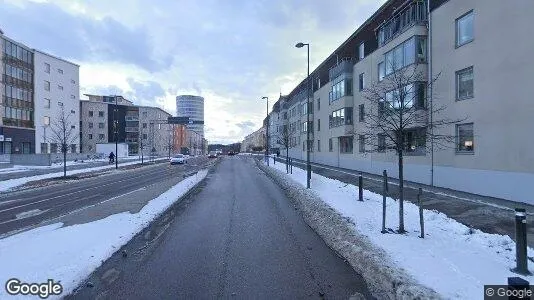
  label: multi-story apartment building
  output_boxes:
[241,126,266,152]
[33,50,80,154]
[268,0,534,201]
[80,94,172,156]
[0,33,35,154]
[176,95,204,137]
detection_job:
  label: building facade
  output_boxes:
[266,0,534,202]
[176,95,204,137]
[33,50,80,154]
[241,126,266,152]
[0,34,35,154]
[80,95,172,157]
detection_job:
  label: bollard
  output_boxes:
[418,188,424,238]
[273,156,276,165]
[290,158,293,174]
[381,170,387,234]
[358,173,363,201]
[512,208,531,275]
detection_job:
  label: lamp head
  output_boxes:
[295,42,305,48]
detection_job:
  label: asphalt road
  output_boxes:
[0,158,207,237]
[71,156,372,299]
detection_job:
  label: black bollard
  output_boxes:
[381,170,387,234]
[418,188,424,238]
[513,208,531,275]
[358,173,363,201]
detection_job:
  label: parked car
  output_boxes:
[228,151,235,156]
[208,151,218,158]
[170,154,186,165]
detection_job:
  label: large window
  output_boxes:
[378,62,385,81]
[456,67,474,100]
[329,75,353,103]
[43,116,50,125]
[316,98,320,111]
[404,128,426,154]
[384,83,426,109]
[384,36,426,76]
[359,43,365,60]
[329,108,353,128]
[359,73,365,91]
[456,123,474,153]
[358,135,365,153]
[44,81,50,91]
[44,63,50,74]
[378,134,386,152]
[339,136,353,153]
[456,11,474,47]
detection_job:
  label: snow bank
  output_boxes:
[0,169,208,299]
[259,160,534,299]
[0,158,168,192]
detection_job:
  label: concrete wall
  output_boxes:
[80,100,108,153]
[34,51,80,154]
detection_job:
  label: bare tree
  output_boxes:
[276,122,295,173]
[353,60,466,233]
[48,106,78,178]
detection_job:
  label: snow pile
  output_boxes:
[0,169,208,299]
[261,160,534,299]
[0,158,168,192]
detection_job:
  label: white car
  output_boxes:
[170,154,186,165]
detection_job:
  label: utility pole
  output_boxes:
[114,96,118,169]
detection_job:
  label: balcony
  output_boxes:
[125,138,139,143]
[377,0,427,47]
[328,59,354,81]
[125,127,139,132]
[125,116,139,121]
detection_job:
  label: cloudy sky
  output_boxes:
[1,0,386,144]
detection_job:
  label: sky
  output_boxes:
[0,0,386,144]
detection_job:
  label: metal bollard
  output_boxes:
[381,170,387,234]
[273,156,275,165]
[358,173,363,201]
[418,188,424,238]
[512,208,531,275]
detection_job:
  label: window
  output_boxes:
[456,67,474,100]
[98,123,104,129]
[142,112,148,117]
[316,98,320,111]
[44,99,50,108]
[88,145,93,151]
[378,62,385,81]
[88,134,93,139]
[317,140,321,152]
[142,123,147,128]
[99,134,105,140]
[359,135,365,153]
[359,43,365,60]
[329,138,333,152]
[339,136,353,153]
[70,110,75,114]
[70,144,76,153]
[50,143,58,153]
[58,101,63,106]
[385,83,426,110]
[71,125,76,129]
[329,108,353,127]
[359,73,365,91]
[71,80,76,84]
[58,85,63,90]
[143,134,147,139]
[43,116,50,125]
[158,124,162,130]
[302,141,305,151]
[88,122,93,128]
[456,123,474,152]
[44,63,50,73]
[359,104,364,122]
[378,134,386,152]
[41,143,48,154]
[329,75,353,103]
[44,81,50,91]
[98,111,104,117]
[404,128,426,153]
[384,36,421,75]
[89,111,94,117]
[456,11,474,47]
[70,95,76,99]
[317,119,320,132]
[58,69,63,74]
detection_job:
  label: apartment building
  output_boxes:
[0,34,35,154]
[268,0,534,201]
[33,50,80,154]
[80,94,172,156]
[241,126,266,152]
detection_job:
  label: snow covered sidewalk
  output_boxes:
[0,158,168,192]
[0,169,208,299]
[264,161,534,299]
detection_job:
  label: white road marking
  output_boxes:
[15,209,45,220]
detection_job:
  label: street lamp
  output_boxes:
[261,96,269,166]
[295,42,311,189]
[114,96,118,169]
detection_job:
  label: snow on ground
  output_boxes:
[267,161,534,300]
[0,157,140,174]
[0,158,168,192]
[0,169,208,299]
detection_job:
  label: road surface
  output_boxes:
[70,156,372,299]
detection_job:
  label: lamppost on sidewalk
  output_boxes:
[262,96,269,166]
[295,42,311,189]
[113,96,118,169]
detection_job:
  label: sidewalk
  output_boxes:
[275,156,534,248]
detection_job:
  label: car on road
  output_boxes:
[208,151,217,158]
[170,154,186,165]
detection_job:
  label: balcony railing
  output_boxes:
[377,0,427,47]
[125,127,139,132]
[328,59,354,81]
[125,116,139,121]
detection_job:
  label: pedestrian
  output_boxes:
[109,151,115,164]
[277,150,280,157]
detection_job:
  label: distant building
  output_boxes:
[241,127,266,152]
[176,95,204,137]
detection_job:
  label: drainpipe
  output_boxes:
[427,0,434,186]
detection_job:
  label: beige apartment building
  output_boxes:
[268,0,534,202]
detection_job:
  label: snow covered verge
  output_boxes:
[0,158,168,192]
[257,159,534,300]
[0,169,208,300]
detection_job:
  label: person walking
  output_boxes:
[109,151,115,164]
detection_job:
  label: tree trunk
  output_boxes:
[63,147,67,178]
[398,150,405,233]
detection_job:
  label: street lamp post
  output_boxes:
[114,96,118,169]
[296,42,311,189]
[261,96,269,166]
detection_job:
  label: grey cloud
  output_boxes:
[124,78,166,106]
[0,2,172,72]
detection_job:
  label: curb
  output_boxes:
[255,159,442,300]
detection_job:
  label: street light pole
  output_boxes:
[262,96,269,166]
[296,42,311,189]
[114,96,118,169]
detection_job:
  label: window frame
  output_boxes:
[455,10,474,48]
[359,73,365,91]
[456,66,474,101]
[456,123,474,154]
